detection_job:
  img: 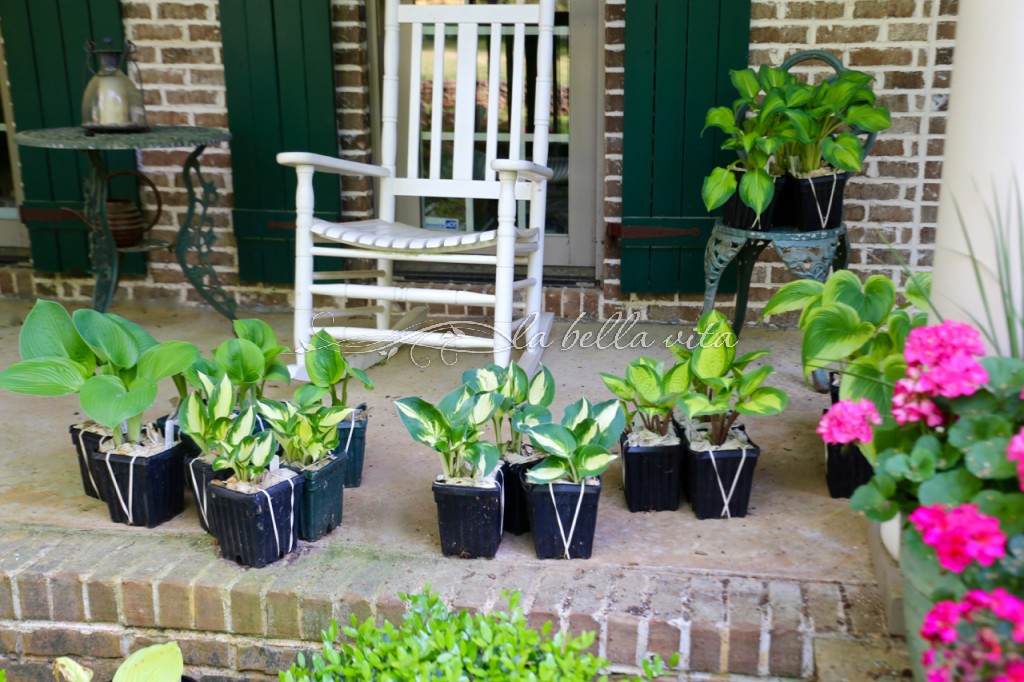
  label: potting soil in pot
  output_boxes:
[685,425,760,520]
[432,469,504,559]
[523,474,602,560]
[91,428,189,528]
[207,469,304,569]
[501,446,545,535]
[286,453,348,542]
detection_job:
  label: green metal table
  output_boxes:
[702,221,849,335]
[14,126,236,319]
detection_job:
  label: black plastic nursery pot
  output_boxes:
[826,441,874,499]
[286,453,348,542]
[619,422,687,513]
[794,172,850,232]
[334,406,368,488]
[69,423,108,500]
[91,440,190,528]
[185,454,232,534]
[685,426,760,520]
[432,479,503,559]
[721,172,784,231]
[207,475,305,569]
[500,455,544,535]
[523,475,602,560]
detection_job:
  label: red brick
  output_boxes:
[854,0,917,17]
[158,3,209,20]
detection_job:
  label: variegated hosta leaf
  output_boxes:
[576,444,617,478]
[506,363,529,404]
[527,364,555,408]
[510,404,551,432]
[679,392,719,419]
[224,408,257,446]
[663,362,691,395]
[319,406,355,428]
[210,373,235,420]
[734,386,788,416]
[467,392,502,427]
[571,418,599,447]
[395,397,450,449]
[525,457,569,484]
[561,398,590,430]
[524,423,577,459]
[248,432,277,468]
[112,641,183,682]
[461,365,505,393]
[178,393,206,437]
[585,399,625,450]
[438,386,473,420]
[600,372,634,401]
[464,440,500,479]
[691,318,736,381]
[195,369,217,396]
[257,398,291,424]
[627,362,662,405]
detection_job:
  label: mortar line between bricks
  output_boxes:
[220,572,246,634]
[635,575,654,669]
[676,576,692,672]
[719,579,730,675]
[9,542,62,621]
[798,585,814,679]
[758,582,770,677]
[148,554,189,628]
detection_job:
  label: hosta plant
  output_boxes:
[761,269,931,412]
[600,357,690,438]
[232,318,291,396]
[461,361,555,456]
[177,370,236,458]
[395,387,502,483]
[210,406,277,483]
[259,389,355,468]
[304,329,373,407]
[676,311,788,446]
[702,65,791,217]
[54,641,184,682]
[516,398,625,485]
[0,300,198,446]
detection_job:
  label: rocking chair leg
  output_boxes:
[493,171,518,366]
[293,166,316,368]
[375,258,393,330]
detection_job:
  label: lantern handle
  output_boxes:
[83,40,98,76]
[124,42,149,130]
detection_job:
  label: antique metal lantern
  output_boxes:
[81,39,148,133]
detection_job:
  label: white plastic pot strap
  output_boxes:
[258,477,297,558]
[189,458,210,527]
[76,429,100,496]
[342,410,357,454]
[163,416,177,448]
[708,447,749,520]
[549,482,587,560]
[495,467,506,536]
[807,173,839,230]
[104,451,139,525]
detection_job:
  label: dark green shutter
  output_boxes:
[620,0,750,294]
[0,0,145,274]
[220,0,341,283]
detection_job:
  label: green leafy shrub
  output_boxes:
[279,588,672,681]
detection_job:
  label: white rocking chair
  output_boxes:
[278,0,556,373]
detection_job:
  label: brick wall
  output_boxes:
[601,0,957,325]
[3,0,957,325]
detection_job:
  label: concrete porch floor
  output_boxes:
[0,300,911,681]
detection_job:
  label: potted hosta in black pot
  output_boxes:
[461,361,555,535]
[206,407,302,568]
[395,386,503,559]
[678,311,788,520]
[515,398,624,560]
[601,357,690,512]
[303,330,374,487]
[259,387,354,542]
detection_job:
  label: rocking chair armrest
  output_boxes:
[277,152,391,178]
[490,159,554,182]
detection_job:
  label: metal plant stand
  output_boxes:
[15,126,235,319]
[702,221,849,336]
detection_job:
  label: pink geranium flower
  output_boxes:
[909,504,1007,573]
[922,600,967,644]
[905,320,986,367]
[892,379,947,427]
[1008,430,1024,493]
[817,399,881,444]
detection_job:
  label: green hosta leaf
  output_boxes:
[843,104,891,133]
[802,303,875,372]
[735,386,787,416]
[265,360,291,383]
[73,309,139,369]
[0,358,88,396]
[839,357,892,411]
[185,359,223,392]
[294,383,328,407]
[783,109,814,144]
[137,341,199,381]
[702,106,737,135]
[903,272,932,313]
[758,64,792,90]
[738,168,774,215]
[738,365,773,399]
[702,166,737,212]
[113,641,183,682]
[348,366,373,390]
[233,318,279,354]
[691,318,736,381]
[822,132,864,173]
[783,82,814,108]
[759,90,786,122]
[576,445,617,478]
[80,375,157,432]
[972,491,1024,538]
[53,656,94,682]
[527,365,555,408]
[601,372,633,401]
[395,397,449,449]
[524,423,576,459]
[762,279,824,319]
[918,467,984,506]
[861,275,897,327]
[626,362,661,405]
[525,457,568,484]
[730,68,760,100]
[19,299,94,368]
[734,350,771,370]
[304,330,346,387]
[663,362,691,395]
[215,338,266,386]
[948,414,1017,479]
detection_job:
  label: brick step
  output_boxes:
[0,522,899,680]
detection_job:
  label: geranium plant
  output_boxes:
[600,357,690,437]
[515,398,625,485]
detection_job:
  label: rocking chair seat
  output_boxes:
[313,218,498,252]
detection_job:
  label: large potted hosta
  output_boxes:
[601,357,689,512]
[762,270,932,498]
[259,389,354,542]
[54,641,196,682]
[303,330,374,487]
[515,398,624,560]
[677,311,788,520]
[206,407,302,568]
[461,361,555,535]
[395,387,503,559]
